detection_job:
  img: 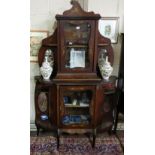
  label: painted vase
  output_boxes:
[98,56,113,80]
[40,55,53,80]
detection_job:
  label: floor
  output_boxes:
[30,113,124,154]
[30,129,124,155]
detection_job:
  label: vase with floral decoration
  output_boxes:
[40,49,54,80]
[98,55,113,81]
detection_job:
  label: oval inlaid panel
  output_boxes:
[38,92,48,112]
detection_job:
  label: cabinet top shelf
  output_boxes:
[46,44,57,47]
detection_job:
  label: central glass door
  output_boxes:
[60,20,95,72]
[59,86,95,127]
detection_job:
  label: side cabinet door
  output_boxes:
[94,84,115,129]
[35,84,55,130]
[101,93,115,129]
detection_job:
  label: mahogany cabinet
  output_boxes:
[34,1,116,148]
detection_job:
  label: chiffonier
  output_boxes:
[34,0,117,148]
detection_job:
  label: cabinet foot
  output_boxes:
[108,128,112,135]
[36,127,40,136]
[57,129,60,149]
[92,129,96,148]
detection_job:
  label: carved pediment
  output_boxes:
[56,0,101,19]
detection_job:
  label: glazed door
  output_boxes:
[59,20,95,73]
[59,85,95,128]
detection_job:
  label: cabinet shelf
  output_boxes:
[63,122,89,126]
[47,44,57,47]
[62,115,90,125]
[64,104,89,108]
[98,43,109,47]
[66,45,88,48]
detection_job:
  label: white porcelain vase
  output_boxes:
[98,56,113,80]
[40,56,53,80]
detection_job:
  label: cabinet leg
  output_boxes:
[92,129,96,148]
[108,127,112,135]
[113,91,121,134]
[113,106,119,134]
[37,127,40,136]
[57,129,60,149]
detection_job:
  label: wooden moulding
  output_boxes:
[56,0,101,20]
[42,28,57,46]
[38,29,58,67]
